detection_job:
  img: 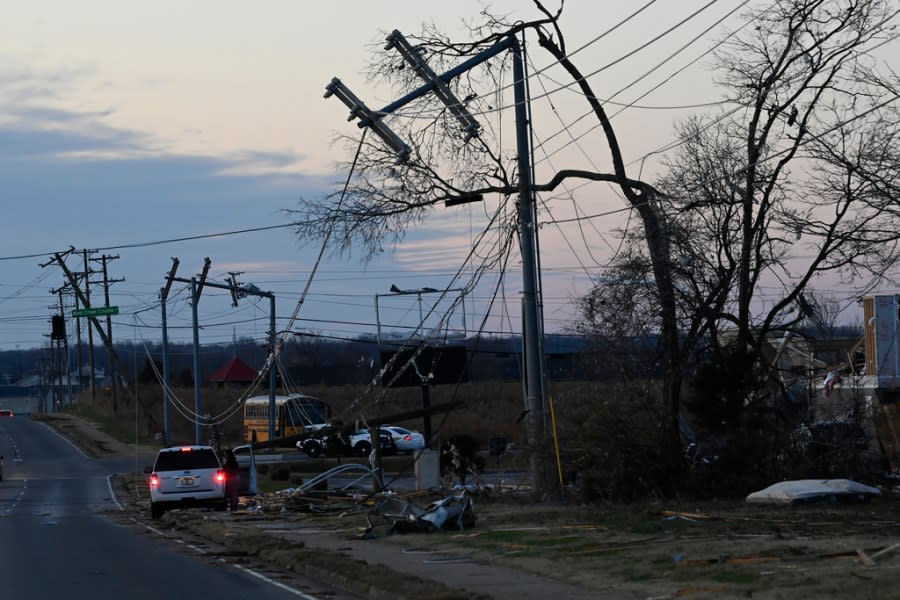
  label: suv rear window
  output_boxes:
[154,449,220,471]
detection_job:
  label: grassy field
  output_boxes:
[68,379,578,449]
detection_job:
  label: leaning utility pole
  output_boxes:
[191,258,211,445]
[159,257,180,446]
[327,30,548,493]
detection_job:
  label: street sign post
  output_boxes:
[72,306,119,318]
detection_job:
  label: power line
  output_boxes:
[388,0,730,124]
[532,0,752,163]
[0,221,307,263]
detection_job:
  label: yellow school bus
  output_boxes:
[243,394,329,443]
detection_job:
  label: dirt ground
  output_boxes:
[38,413,900,599]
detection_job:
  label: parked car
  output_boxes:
[0,410,13,417]
[297,428,395,458]
[297,433,331,457]
[145,445,226,519]
[380,425,426,453]
[349,429,397,456]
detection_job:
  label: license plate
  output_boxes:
[178,476,197,487]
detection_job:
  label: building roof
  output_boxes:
[209,357,258,383]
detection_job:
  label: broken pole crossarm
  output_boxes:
[375,35,516,118]
[324,77,411,163]
[385,29,480,140]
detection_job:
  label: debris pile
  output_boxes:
[364,492,476,536]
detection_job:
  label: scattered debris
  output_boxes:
[659,510,718,521]
[870,542,900,561]
[857,549,876,566]
[745,479,881,505]
[364,492,477,535]
[674,553,781,567]
[856,543,900,567]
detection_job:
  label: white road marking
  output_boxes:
[227,562,322,599]
[38,421,89,459]
[12,426,320,597]
[106,474,124,511]
[135,517,320,599]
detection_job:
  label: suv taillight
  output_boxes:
[216,470,225,484]
[149,474,159,487]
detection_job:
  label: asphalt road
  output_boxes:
[0,416,358,600]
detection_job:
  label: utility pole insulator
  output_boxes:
[385,29,480,140]
[324,77,411,163]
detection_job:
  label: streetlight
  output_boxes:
[374,285,466,447]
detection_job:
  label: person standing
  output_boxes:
[223,449,241,511]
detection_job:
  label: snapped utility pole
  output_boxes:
[327,31,548,493]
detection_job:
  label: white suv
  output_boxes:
[147,445,226,519]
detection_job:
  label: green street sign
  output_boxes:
[72,306,119,318]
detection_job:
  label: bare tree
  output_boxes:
[641,1,899,374]
[578,0,900,463]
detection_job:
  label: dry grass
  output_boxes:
[73,379,610,449]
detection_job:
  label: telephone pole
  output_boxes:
[43,251,125,417]
[165,261,278,444]
[160,258,180,445]
[83,249,97,402]
[91,254,124,412]
[50,285,72,406]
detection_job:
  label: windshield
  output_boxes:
[286,399,327,426]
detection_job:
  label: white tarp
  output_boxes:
[746,479,881,505]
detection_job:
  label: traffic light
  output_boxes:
[51,315,66,340]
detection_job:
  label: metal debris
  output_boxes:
[365,492,477,535]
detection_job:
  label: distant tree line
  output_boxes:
[0,333,653,389]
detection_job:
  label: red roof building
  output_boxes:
[209,357,258,387]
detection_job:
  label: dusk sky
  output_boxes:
[1,1,894,358]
